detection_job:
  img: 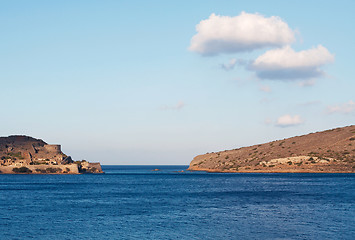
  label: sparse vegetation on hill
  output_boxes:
[0,135,104,174]
[12,167,32,174]
[188,125,355,173]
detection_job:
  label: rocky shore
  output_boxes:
[0,135,103,174]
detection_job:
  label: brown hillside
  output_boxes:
[188,125,355,173]
[0,135,67,165]
[0,135,103,174]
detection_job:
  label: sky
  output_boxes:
[1,0,354,165]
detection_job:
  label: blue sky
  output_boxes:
[1,0,354,164]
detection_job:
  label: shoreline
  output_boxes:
[187,167,355,173]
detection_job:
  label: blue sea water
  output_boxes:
[0,165,354,240]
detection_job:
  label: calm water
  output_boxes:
[0,165,354,240]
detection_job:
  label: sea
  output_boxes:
[0,165,354,240]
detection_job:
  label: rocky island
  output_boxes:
[0,135,103,174]
[188,125,355,173]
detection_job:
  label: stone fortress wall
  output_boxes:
[43,144,61,154]
[0,136,104,174]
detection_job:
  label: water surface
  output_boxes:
[0,165,354,239]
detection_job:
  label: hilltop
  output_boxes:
[0,135,103,174]
[188,125,355,173]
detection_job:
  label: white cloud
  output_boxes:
[260,97,274,104]
[221,58,249,71]
[259,85,271,93]
[298,79,316,87]
[161,101,185,111]
[221,58,237,71]
[264,118,273,125]
[189,12,295,56]
[327,100,355,114]
[276,114,303,127]
[249,45,334,80]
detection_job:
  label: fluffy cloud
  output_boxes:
[327,100,355,114]
[189,12,295,56]
[221,58,249,71]
[221,58,237,71]
[259,85,271,93]
[249,45,334,80]
[264,118,273,125]
[298,79,316,87]
[276,114,303,127]
[161,101,185,111]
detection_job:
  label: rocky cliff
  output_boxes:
[188,125,355,173]
[0,135,103,174]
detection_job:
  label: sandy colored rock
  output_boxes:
[0,135,104,174]
[188,125,355,173]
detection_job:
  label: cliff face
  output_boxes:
[188,125,355,173]
[0,135,103,174]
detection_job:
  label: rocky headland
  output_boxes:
[188,125,355,173]
[0,135,103,174]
